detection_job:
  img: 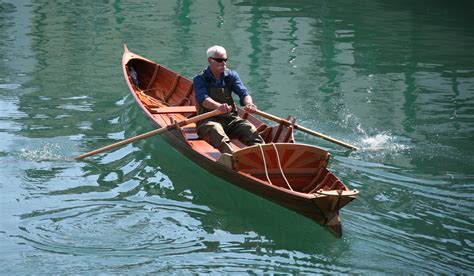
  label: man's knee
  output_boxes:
[235,122,263,145]
[198,121,230,147]
[198,121,223,135]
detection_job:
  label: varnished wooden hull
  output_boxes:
[121,45,358,237]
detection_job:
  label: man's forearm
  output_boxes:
[243,95,253,106]
[202,97,222,110]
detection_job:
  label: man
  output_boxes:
[193,45,264,154]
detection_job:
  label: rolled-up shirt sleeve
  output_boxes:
[193,74,208,105]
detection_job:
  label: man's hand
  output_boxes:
[202,98,232,114]
[244,103,257,113]
[218,103,232,114]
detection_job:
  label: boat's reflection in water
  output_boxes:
[141,137,342,252]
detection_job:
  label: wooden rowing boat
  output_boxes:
[121,45,358,237]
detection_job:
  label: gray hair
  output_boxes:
[206,45,227,58]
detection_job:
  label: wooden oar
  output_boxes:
[254,109,359,150]
[75,109,221,160]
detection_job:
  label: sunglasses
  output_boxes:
[210,57,228,63]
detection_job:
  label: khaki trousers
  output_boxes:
[197,115,264,148]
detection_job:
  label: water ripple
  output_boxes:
[0,83,22,90]
[17,201,210,256]
[344,209,473,273]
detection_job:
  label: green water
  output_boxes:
[1,0,473,274]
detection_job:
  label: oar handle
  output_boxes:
[254,110,358,150]
[75,109,221,160]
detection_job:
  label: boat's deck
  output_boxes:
[188,140,221,160]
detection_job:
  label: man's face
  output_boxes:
[208,52,228,75]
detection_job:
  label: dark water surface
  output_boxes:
[1,0,473,274]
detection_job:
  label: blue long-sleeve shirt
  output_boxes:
[193,67,250,106]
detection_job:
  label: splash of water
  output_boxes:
[360,132,409,152]
[341,113,410,155]
[20,143,71,161]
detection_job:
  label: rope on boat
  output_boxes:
[258,144,293,191]
[258,144,273,186]
[140,87,168,103]
[137,85,178,108]
[272,143,293,191]
[139,90,168,106]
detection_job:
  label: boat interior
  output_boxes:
[125,59,296,142]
